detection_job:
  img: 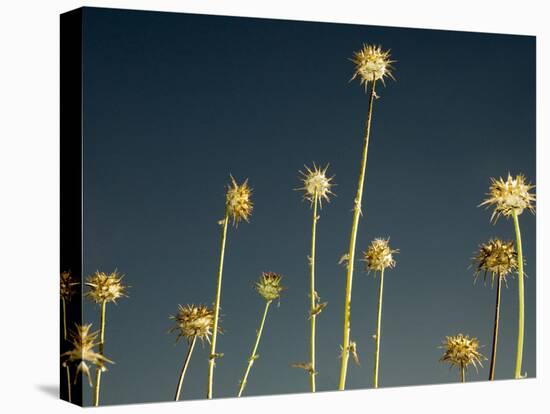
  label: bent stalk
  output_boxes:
[373,268,385,388]
[309,194,319,392]
[93,300,107,406]
[174,336,197,401]
[512,211,525,379]
[489,273,502,380]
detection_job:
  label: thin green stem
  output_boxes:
[460,364,465,383]
[62,297,68,341]
[309,194,318,392]
[339,79,377,390]
[174,336,197,401]
[373,269,385,388]
[489,273,502,381]
[66,365,72,403]
[207,209,229,399]
[237,300,272,397]
[93,300,107,407]
[512,211,525,379]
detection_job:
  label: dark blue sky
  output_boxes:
[80,7,536,406]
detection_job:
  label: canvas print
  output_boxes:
[60,7,536,407]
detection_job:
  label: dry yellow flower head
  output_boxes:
[440,333,485,371]
[363,238,398,272]
[226,175,253,225]
[85,270,128,304]
[60,270,79,302]
[169,304,215,343]
[480,173,535,222]
[474,238,518,284]
[256,272,284,302]
[351,44,395,89]
[298,163,335,208]
[62,324,113,386]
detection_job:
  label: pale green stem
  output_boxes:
[339,79,377,390]
[309,194,318,392]
[207,210,229,399]
[237,300,272,397]
[174,336,197,401]
[373,268,385,388]
[513,211,525,379]
[93,300,107,407]
[66,365,72,403]
[460,364,465,383]
[489,273,502,381]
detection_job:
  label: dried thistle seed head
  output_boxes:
[351,44,395,89]
[85,270,128,304]
[62,324,113,386]
[473,238,518,284]
[297,163,335,208]
[60,270,79,302]
[363,238,398,272]
[169,304,215,343]
[440,333,485,371]
[226,175,253,225]
[480,173,536,222]
[256,272,284,302]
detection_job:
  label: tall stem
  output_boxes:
[93,300,107,407]
[237,300,272,397]
[339,79,377,390]
[512,211,525,379]
[460,364,465,383]
[489,273,502,381]
[207,210,229,399]
[373,269,385,388]
[309,194,319,392]
[66,365,72,403]
[174,336,197,401]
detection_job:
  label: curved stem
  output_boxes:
[489,273,502,381]
[207,210,229,399]
[174,336,197,401]
[460,364,465,383]
[512,211,525,379]
[309,194,318,392]
[339,79,377,390]
[238,300,272,397]
[93,300,107,407]
[373,269,385,388]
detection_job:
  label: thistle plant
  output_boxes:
[473,239,518,380]
[208,176,253,399]
[237,272,283,397]
[297,163,334,392]
[169,304,215,401]
[480,173,535,378]
[363,238,398,388]
[440,334,485,382]
[339,44,395,390]
[85,270,128,406]
[60,270,79,402]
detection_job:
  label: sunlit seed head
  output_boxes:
[473,238,518,285]
[60,270,79,302]
[169,304,215,343]
[363,238,398,273]
[256,272,284,302]
[440,333,485,372]
[85,270,128,304]
[297,163,335,208]
[226,175,253,225]
[351,44,395,90]
[480,173,536,222]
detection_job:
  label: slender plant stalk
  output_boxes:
[238,300,272,397]
[207,209,229,399]
[93,300,107,407]
[460,364,465,383]
[61,297,72,402]
[174,336,198,401]
[66,365,72,402]
[309,194,319,392]
[512,211,525,379]
[373,268,385,388]
[489,273,502,381]
[339,79,377,390]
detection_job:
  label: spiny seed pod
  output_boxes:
[480,173,535,222]
[226,175,253,225]
[363,238,398,273]
[351,44,395,89]
[298,163,335,208]
[85,270,128,304]
[473,238,518,284]
[60,270,79,302]
[256,272,284,302]
[440,333,485,371]
[169,304,215,343]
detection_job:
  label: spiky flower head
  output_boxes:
[363,238,398,273]
[351,44,395,89]
[85,270,128,304]
[256,272,284,302]
[226,175,253,225]
[297,163,335,208]
[440,333,485,371]
[62,324,113,386]
[169,304,215,343]
[480,173,535,222]
[60,270,79,302]
[473,238,518,284]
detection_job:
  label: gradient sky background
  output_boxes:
[79,7,536,406]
